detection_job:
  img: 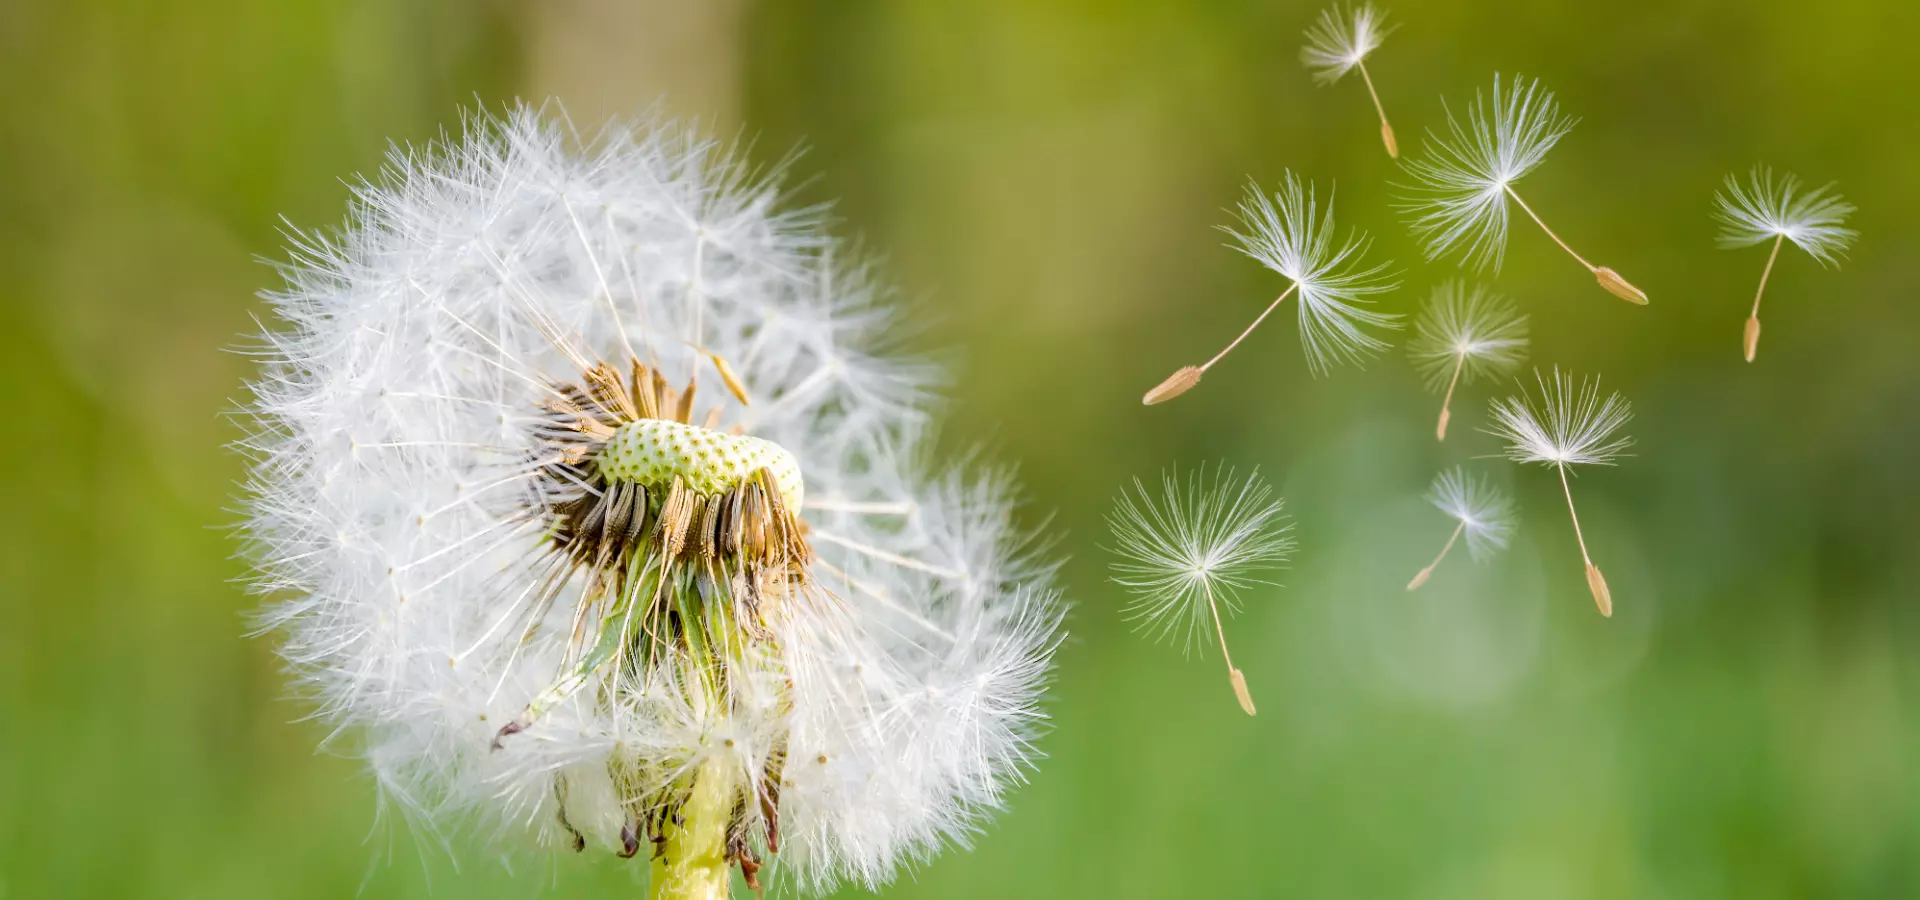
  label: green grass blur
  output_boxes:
[4,1,1919,897]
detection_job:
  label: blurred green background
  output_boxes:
[4,1,1919,897]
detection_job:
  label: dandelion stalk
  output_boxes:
[1357,61,1398,157]
[1487,369,1631,617]
[1143,283,1297,405]
[1108,466,1294,716]
[649,758,738,900]
[1212,287,1301,369]
[1555,463,1612,617]
[1745,234,1783,362]
[1203,580,1258,715]
[1405,521,1461,590]
[1401,74,1647,305]
[1406,466,1513,590]
[1714,166,1857,363]
[1504,184,1585,268]
[1435,356,1464,440]
[1144,173,1399,404]
[1503,185,1642,304]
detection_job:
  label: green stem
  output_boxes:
[649,757,737,900]
[651,573,738,900]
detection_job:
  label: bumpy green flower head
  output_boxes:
[599,418,805,511]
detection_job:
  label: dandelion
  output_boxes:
[1106,466,1295,716]
[236,106,1065,899]
[1407,282,1528,440]
[1714,166,1858,362]
[1143,174,1400,404]
[1302,3,1400,158]
[1405,467,1515,590]
[1485,369,1632,617]
[1400,74,1648,305]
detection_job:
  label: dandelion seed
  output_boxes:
[1107,466,1295,716]
[237,105,1064,897]
[1485,368,1632,616]
[1143,365,1203,405]
[1400,74,1648,305]
[1143,174,1399,403]
[1714,166,1858,362]
[1407,282,1529,441]
[1302,3,1401,157]
[1405,467,1514,590]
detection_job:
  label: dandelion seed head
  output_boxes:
[1302,3,1393,84]
[236,104,1064,894]
[1223,173,1402,375]
[1106,466,1294,652]
[1486,368,1633,468]
[1427,467,1515,560]
[1400,74,1577,271]
[1715,166,1858,266]
[1407,282,1529,391]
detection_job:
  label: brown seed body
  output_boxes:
[709,352,752,405]
[1229,668,1257,716]
[1143,366,1203,405]
[1594,267,1648,305]
[1586,562,1613,617]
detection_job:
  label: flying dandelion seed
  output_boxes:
[1400,74,1648,305]
[1302,3,1401,158]
[1485,369,1632,617]
[1407,282,1529,441]
[1106,466,1295,716]
[1142,173,1400,404]
[236,106,1065,899]
[1714,166,1858,362]
[1406,467,1515,590]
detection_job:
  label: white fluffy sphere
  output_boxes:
[238,105,1063,895]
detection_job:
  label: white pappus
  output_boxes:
[236,105,1065,899]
